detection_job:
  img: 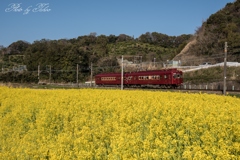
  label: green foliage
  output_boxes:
[0,33,191,83]
[0,71,38,83]
[183,66,240,84]
[139,32,191,48]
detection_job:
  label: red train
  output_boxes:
[95,68,183,88]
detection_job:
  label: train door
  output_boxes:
[173,72,182,86]
[124,74,133,86]
[168,73,172,85]
[124,76,129,85]
[163,74,169,84]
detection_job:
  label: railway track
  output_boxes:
[7,82,239,95]
[95,86,240,95]
[3,83,240,96]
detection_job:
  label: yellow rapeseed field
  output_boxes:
[0,86,240,159]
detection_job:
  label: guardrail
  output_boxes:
[180,83,239,91]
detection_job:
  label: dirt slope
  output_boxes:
[173,38,199,65]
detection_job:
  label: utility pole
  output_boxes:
[38,65,40,80]
[223,42,227,95]
[121,55,124,90]
[49,65,51,84]
[76,64,79,85]
[90,62,93,87]
[46,65,51,84]
[140,56,142,70]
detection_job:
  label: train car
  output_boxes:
[95,68,183,88]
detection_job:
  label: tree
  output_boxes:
[108,34,118,43]
[7,40,30,54]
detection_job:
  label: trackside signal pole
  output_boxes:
[121,55,124,90]
[223,42,228,95]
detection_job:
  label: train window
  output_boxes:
[101,77,117,81]
[139,76,147,80]
[173,74,177,79]
[164,75,167,79]
[173,74,181,79]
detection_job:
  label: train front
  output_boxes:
[172,70,183,87]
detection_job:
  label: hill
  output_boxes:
[174,0,240,65]
[0,33,191,83]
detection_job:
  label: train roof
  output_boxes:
[95,68,182,76]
